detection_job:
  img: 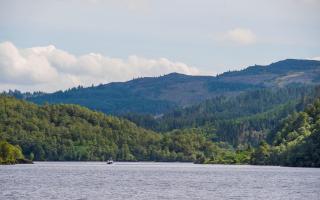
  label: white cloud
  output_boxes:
[220,28,257,45]
[0,41,203,92]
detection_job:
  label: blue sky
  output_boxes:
[0,0,319,92]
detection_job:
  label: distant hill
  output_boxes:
[218,59,320,86]
[16,59,320,114]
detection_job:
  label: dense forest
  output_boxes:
[1,89,320,166]
[193,97,320,166]
[0,90,320,167]
[251,99,320,167]
[123,86,319,146]
[0,96,237,162]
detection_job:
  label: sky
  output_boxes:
[0,0,319,92]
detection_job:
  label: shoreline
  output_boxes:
[15,161,319,168]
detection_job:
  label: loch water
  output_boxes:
[1,162,320,200]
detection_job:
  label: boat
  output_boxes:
[106,158,113,164]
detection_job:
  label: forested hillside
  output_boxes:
[0,96,235,162]
[251,98,320,167]
[1,95,320,166]
[7,59,319,115]
[124,86,320,147]
[1,58,320,167]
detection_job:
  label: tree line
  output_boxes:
[1,86,319,167]
[123,85,319,147]
[0,96,235,163]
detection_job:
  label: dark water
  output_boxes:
[1,162,320,200]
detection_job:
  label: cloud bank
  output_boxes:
[0,41,202,92]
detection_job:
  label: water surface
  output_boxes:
[1,162,320,200]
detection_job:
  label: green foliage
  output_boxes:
[1,85,319,167]
[0,95,159,161]
[0,96,230,162]
[121,85,320,167]
[251,99,320,167]
[124,86,316,147]
[203,145,253,164]
[250,141,271,165]
[0,140,24,164]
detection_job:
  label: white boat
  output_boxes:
[106,159,113,164]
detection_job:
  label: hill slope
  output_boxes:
[251,98,320,167]
[1,95,319,166]
[22,59,320,114]
[124,86,320,146]
[0,96,233,162]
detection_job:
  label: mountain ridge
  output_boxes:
[4,59,320,114]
